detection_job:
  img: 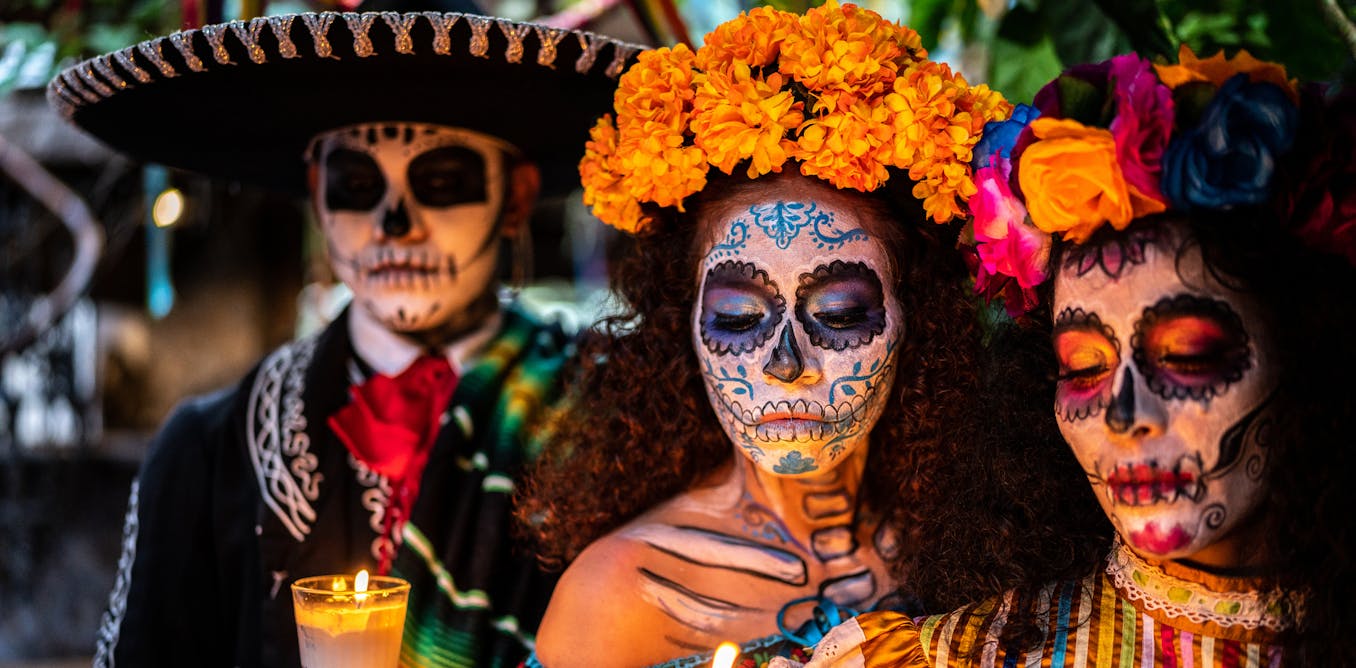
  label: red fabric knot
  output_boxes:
[329,354,457,479]
[329,354,457,573]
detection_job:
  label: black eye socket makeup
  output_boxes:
[699,260,786,356]
[1131,293,1252,402]
[793,260,887,351]
[324,148,386,211]
[407,145,488,208]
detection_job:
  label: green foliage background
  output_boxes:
[677,0,1356,103]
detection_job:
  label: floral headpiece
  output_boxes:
[579,0,1012,234]
[968,46,1356,316]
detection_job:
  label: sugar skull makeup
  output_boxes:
[1052,220,1278,563]
[309,122,515,333]
[693,189,901,477]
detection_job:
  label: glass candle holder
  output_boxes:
[291,573,410,668]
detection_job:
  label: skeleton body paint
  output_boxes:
[694,198,901,476]
[310,123,513,336]
[1053,219,1279,564]
[538,176,902,665]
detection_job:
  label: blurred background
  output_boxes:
[1,0,1352,663]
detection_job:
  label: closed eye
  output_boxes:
[713,312,763,332]
[1056,365,1113,391]
[1158,352,1227,374]
[814,307,868,329]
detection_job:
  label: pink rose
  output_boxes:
[971,163,1052,290]
[1108,53,1173,215]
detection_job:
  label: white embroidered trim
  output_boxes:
[1105,538,1293,632]
[93,479,140,668]
[351,453,396,561]
[246,336,322,542]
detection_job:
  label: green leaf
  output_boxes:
[908,0,963,51]
[989,34,1064,104]
[1091,0,1179,58]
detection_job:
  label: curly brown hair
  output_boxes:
[1180,208,1356,664]
[887,293,1112,627]
[516,171,993,573]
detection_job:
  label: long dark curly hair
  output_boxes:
[887,284,1111,629]
[516,170,992,573]
[1178,207,1356,664]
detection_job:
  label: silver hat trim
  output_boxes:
[48,12,647,119]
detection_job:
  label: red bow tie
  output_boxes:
[328,355,458,482]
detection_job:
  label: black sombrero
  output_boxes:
[47,12,645,196]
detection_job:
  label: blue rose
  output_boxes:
[973,103,1040,170]
[1161,74,1298,210]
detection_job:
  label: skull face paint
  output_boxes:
[1052,220,1278,563]
[693,186,901,477]
[310,123,513,334]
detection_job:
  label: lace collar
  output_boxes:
[1105,537,1299,640]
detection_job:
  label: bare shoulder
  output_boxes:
[535,530,675,667]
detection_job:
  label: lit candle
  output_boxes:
[292,570,410,668]
[711,641,740,668]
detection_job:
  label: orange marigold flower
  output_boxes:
[615,44,698,135]
[695,5,797,72]
[1154,45,1297,101]
[780,0,905,112]
[580,115,647,232]
[692,66,804,179]
[882,61,962,168]
[616,122,707,211]
[1018,118,1135,242]
[793,99,894,192]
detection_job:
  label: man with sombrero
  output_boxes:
[50,10,639,667]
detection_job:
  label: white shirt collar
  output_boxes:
[347,306,503,377]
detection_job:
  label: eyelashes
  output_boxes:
[1131,294,1252,402]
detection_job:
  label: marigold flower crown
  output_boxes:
[968,45,1356,316]
[578,0,1012,234]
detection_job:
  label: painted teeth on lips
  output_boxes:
[365,248,440,277]
[1105,455,1203,506]
[728,396,867,428]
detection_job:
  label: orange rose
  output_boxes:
[1018,118,1135,243]
[1154,45,1296,102]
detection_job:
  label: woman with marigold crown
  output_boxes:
[776,47,1356,667]
[515,3,1015,666]
[49,11,640,668]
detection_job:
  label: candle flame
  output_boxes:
[355,569,370,594]
[711,641,739,668]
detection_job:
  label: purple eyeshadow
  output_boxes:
[699,260,785,356]
[794,260,886,351]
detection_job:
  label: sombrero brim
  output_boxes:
[49,12,644,196]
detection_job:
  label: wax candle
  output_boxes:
[291,570,411,668]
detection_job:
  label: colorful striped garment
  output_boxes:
[798,541,1295,668]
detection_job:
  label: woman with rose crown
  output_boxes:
[510,3,1113,666]
[774,47,1356,668]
